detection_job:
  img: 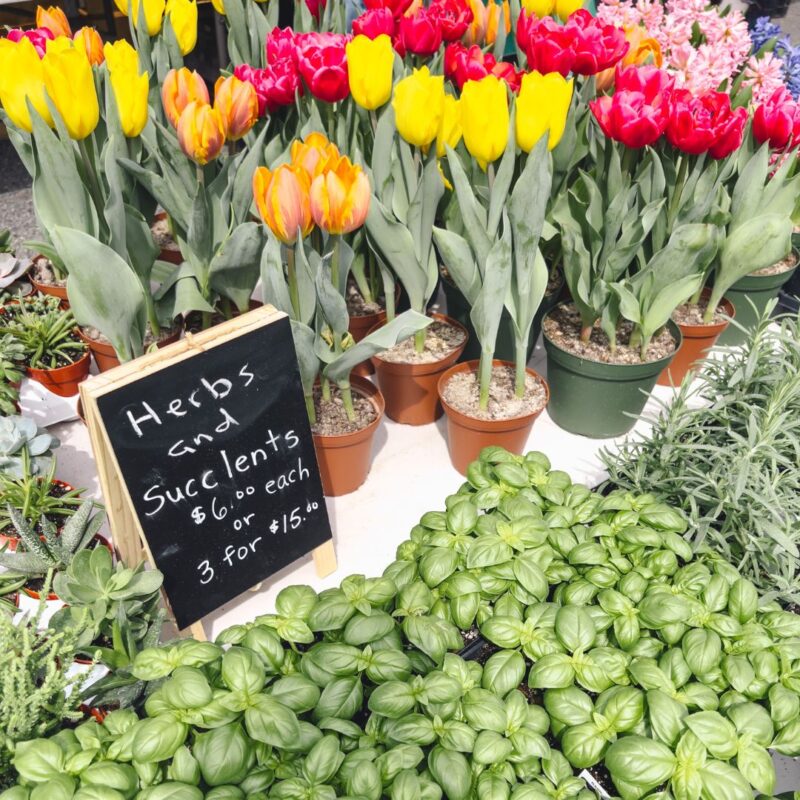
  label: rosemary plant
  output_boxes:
[602,306,800,604]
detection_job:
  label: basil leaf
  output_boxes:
[221,647,266,696]
[685,712,738,760]
[369,681,416,718]
[428,746,471,800]
[647,689,688,747]
[604,735,676,790]
[544,687,594,726]
[681,630,722,677]
[244,694,301,747]
[482,651,525,697]
[313,677,363,721]
[303,735,343,785]
[131,717,188,763]
[697,760,751,800]
[193,723,254,786]
[555,606,596,652]
[560,722,607,768]
[736,741,775,795]
[528,654,574,689]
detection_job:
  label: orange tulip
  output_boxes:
[253,164,314,244]
[162,67,209,128]
[290,132,340,181]
[595,26,662,91]
[464,0,510,46]
[309,155,370,235]
[176,101,225,165]
[73,26,104,65]
[213,75,258,141]
[36,5,71,38]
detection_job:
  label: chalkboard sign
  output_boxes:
[80,306,336,633]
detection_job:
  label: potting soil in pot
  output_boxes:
[31,257,66,289]
[544,304,676,364]
[311,385,378,436]
[375,320,465,364]
[151,217,181,255]
[751,250,797,276]
[346,281,384,318]
[441,365,547,421]
[671,298,728,326]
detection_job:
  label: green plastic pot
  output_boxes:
[442,271,564,363]
[717,249,799,346]
[543,309,682,439]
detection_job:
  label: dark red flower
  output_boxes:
[234,61,303,115]
[397,7,443,56]
[666,89,747,158]
[753,86,800,150]
[566,9,628,75]
[516,12,575,77]
[590,65,673,148]
[492,60,522,93]
[428,0,473,43]
[296,33,350,103]
[352,7,396,38]
[364,0,414,20]
[444,42,522,92]
[305,0,326,20]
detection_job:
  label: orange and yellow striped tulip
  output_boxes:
[162,67,209,128]
[290,132,340,181]
[36,5,71,38]
[309,155,370,235]
[73,26,104,65]
[214,75,258,141]
[176,101,225,164]
[253,164,314,244]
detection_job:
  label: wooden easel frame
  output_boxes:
[79,304,337,641]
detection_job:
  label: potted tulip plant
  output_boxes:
[365,69,469,425]
[433,77,568,474]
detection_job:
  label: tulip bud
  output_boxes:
[253,164,314,244]
[73,26,104,65]
[162,67,210,128]
[36,5,72,38]
[105,41,149,138]
[103,38,140,73]
[460,75,509,168]
[176,101,225,165]
[290,131,340,180]
[309,155,371,235]
[43,45,99,139]
[213,75,259,140]
[166,0,198,55]
[0,36,54,131]
[392,66,445,148]
[114,0,166,36]
[346,34,394,111]
[515,70,573,151]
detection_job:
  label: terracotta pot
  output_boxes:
[27,349,91,397]
[349,309,387,378]
[369,313,469,425]
[30,256,69,307]
[438,360,549,475]
[312,376,385,497]
[78,325,182,373]
[153,212,183,265]
[657,293,734,386]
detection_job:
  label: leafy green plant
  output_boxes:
[0,500,104,578]
[3,303,85,370]
[0,572,86,789]
[0,343,24,417]
[602,306,800,604]
[0,460,84,532]
[0,415,59,478]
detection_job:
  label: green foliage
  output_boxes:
[0,499,104,578]
[0,338,25,417]
[603,307,800,604]
[0,574,86,789]
[4,447,800,800]
[0,415,58,478]
[1,303,85,370]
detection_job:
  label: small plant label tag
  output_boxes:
[579,770,612,799]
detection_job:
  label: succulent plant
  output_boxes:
[0,499,104,577]
[0,253,31,290]
[0,336,25,417]
[0,415,59,478]
[0,229,11,254]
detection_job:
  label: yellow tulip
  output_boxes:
[0,37,53,132]
[42,46,99,139]
[346,34,393,111]
[253,164,314,244]
[515,70,573,152]
[103,39,140,74]
[436,94,461,158]
[166,0,197,55]
[392,67,444,149]
[595,26,662,92]
[114,0,165,36]
[521,0,555,16]
[554,0,582,19]
[460,76,508,169]
[309,155,371,235]
[211,0,225,14]
[176,101,225,164]
[73,27,105,65]
[36,5,72,38]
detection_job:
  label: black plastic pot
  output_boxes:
[442,270,564,363]
[543,307,682,438]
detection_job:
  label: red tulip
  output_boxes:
[444,42,521,92]
[753,86,800,150]
[296,33,349,103]
[492,60,522,93]
[567,10,628,76]
[364,0,414,19]
[234,61,302,115]
[516,12,574,77]
[266,27,297,65]
[397,7,443,56]
[429,0,473,43]
[305,0,325,20]
[352,7,396,38]
[666,89,747,159]
[590,65,673,148]
[6,27,53,58]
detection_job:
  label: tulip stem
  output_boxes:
[331,235,341,292]
[668,155,689,229]
[286,246,301,319]
[479,349,493,412]
[369,110,378,135]
[414,328,426,354]
[340,381,356,423]
[515,340,527,399]
[487,163,495,194]
[305,392,317,425]
[321,376,331,402]
[78,137,104,220]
